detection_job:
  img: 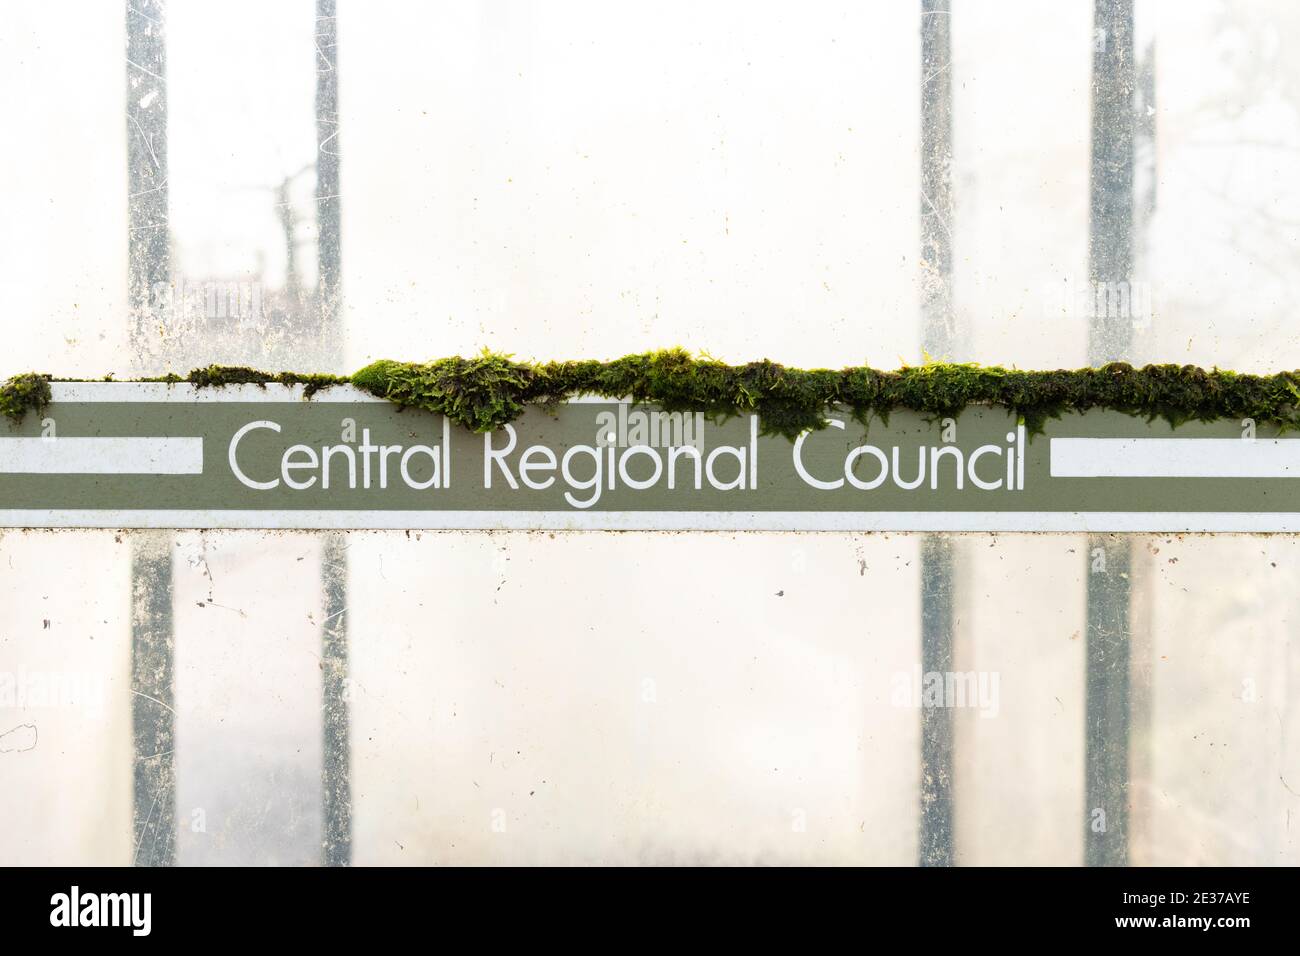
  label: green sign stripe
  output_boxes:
[0,389,1295,530]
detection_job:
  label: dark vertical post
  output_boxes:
[127,0,170,363]
[130,536,175,866]
[1085,0,1136,867]
[316,0,342,359]
[918,0,956,867]
[321,535,350,866]
[315,0,351,867]
[919,536,955,865]
[920,0,955,356]
[1088,0,1135,367]
[127,0,175,869]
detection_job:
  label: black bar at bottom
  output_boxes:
[0,865,1284,943]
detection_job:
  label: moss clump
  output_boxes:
[6,352,1300,437]
[0,372,51,423]
[352,352,535,433]
[352,351,1300,438]
[148,365,351,398]
[350,350,862,436]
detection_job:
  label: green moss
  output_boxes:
[351,351,1300,438]
[6,352,1300,438]
[172,365,351,398]
[351,352,535,433]
[0,372,51,423]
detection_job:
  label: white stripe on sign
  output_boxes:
[48,382,386,404]
[1050,437,1300,478]
[0,437,203,475]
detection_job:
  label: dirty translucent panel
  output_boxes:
[942,532,1300,866]
[0,531,132,865]
[949,0,1300,372]
[338,0,919,369]
[1145,0,1300,371]
[347,532,920,864]
[954,535,1087,865]
[0,2,128,375]
[164,0,320,371]
[1137,535,1300,865]
[171,532,325,865]
[0,2,132,867]
[950,0,1092,368]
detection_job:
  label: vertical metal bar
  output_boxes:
[321,534,351,866]
[1085,0,1135,868]
[315,0,351,867]
[316,0,342,356]
[920,0,955,357]
[919,535,955,865]
[127,0,169,363]
[1087,0,1135,368]
[1085,536,1131,866]
[131,534,175,867]
[127,0,175,868]
[918,0,956,867]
